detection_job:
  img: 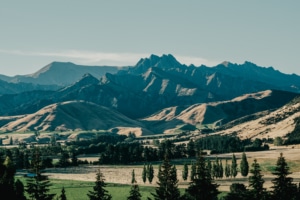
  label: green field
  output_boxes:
[17,177,227,200]
[17,177,167,200]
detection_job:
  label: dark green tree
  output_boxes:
[223,183,249,200]
[190,162,196,181]
[182,163,188,181]
[219,160,224,179]
[187,140,196,157]
[207,159,212,179]
[147,164,154,184]
[15,179,26,200]
[184,152,219,200]
[271,153,297,200]
[231,154,238,178]
[1,156,16,199]
[71,152,78,166]
[127,169,142,200]
[248,159,269,200]
[152,155,181,200]
[9,137,13,145]
[87,168,112,200]
[214,157,219,179]
[60,187,67,200]
[240,152,249,177]
[142,164,147,184]
[26,148,55,200]
[131,169,136,184]
[225,159,231,178]
[58,151,70,168]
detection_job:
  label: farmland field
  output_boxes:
[16,145,300,196]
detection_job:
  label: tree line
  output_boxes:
[1,144,300,199]
[86,151,300,200]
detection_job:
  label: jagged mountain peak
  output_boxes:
[130,54,182,74]
[220,61,231,67]
[76,73,99,85]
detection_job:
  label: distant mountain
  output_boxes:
[140,90,299,134]
[0,79,58,95]
[0,62,126,86]
[0,54,299,120]
[0,101,152,135]
[126,54,300,98]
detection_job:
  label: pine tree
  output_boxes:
[215,157,220,179]
[26,148,55,200]
[142,164,147,184]
[225,159,231,178]
[71,152,78,166]
[1,156,16,199]
[248,159,269,200]
[271,153,297,200]
[224,183,248,200]
[152,154,181,200]
[147,164,154,184]
[240,152,249,177]
[60,187,67,200]
[131,169,136,184]
[127,169,142,200]
[182,163,188,181]
[207,159,212,179]
[58,151,70,168]
[231,154,238,178]
[190,162,196,181]
[87,168,112,200]
[184,152,219,200]
[219,160,224,179]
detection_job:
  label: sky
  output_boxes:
[0,1,299,76]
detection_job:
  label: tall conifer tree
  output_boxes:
[26,148,55,200]
[152,154,180,200]
[240,152,249,177]
[87,168,111,200]
[271,153,297,200]
[184,152,219,200]
[182,163,189,181]
[248,159,269,200]
[127,169,141,200]
[231,154,238,178]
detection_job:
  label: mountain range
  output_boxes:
[0,54,299,139]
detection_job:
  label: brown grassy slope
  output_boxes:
[0,101,151,134]
[214,99,300,140]
[141,90,297,134]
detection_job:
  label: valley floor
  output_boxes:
[18,145,300,192]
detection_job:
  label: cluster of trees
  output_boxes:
[223,153,300,200]
[91,152,300,200]
[180,152,247,182]
[142,163,154,184]
[1,141,300,200]
[0,147,65,200]
[0,133,272,169]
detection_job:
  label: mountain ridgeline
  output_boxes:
[0,54,299,136]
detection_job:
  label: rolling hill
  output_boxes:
[140,90,299,134]
[0,101,152,136]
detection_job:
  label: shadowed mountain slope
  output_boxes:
[0,54,299,121]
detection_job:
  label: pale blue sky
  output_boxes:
[0,1,299,76]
